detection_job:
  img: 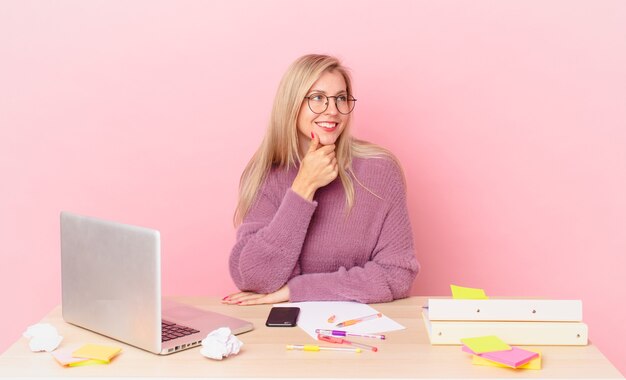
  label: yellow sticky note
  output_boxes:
[450,284,489,299]
[68,359,109,367]
[72,344,121,363]
[461,335,511,354]
[472,350,542,370]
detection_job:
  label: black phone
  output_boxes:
[265,306,300,327]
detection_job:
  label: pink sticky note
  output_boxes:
[51,345,90,366]
[462,345,539,368]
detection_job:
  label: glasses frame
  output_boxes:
[303,93,357,115]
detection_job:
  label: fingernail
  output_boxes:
[236,301,243,305]
[222,296,230,301]
[311,132,314,139]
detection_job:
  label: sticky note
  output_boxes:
[472,350,542,370]
[72,344,121,363]
[68,359,109,367]
[463,345,539,368]
[460,335,511,354]
[450,284,488,299]
[51,345,90,366]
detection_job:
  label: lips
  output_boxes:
[316,121,338,131]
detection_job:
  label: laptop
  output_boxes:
[60,211,254,355]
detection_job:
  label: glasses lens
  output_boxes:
[308,94,327,114]
[337,96,356,114]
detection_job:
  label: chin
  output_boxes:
[319,136,339,146]
[318,130,342,144]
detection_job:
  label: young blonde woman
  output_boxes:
[223,54,419,305]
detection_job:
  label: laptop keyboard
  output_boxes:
[162,319,200,342]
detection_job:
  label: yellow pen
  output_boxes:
[335,312,382,327]
[286,344,362,353]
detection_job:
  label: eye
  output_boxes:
[310,94,325,102]
[337,95,348,102]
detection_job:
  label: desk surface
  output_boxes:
[0,296,621,379]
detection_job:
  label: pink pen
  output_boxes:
[318,334,378,352]
[315,329,386,340]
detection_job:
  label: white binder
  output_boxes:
[427,298,583,321]
[422,310,588,345]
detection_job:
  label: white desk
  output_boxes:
[0,297,622,379]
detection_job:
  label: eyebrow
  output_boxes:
[308,89,348,95]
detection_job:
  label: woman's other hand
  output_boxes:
[221,285,290,306]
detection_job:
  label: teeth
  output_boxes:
[317,122,337,128]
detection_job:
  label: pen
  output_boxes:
[318,334,378,352]
[336,312,382,327]
[286,344,362,353]
[315,329,386,340]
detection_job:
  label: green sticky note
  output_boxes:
[450,284,489,299]
[461,335,511,354]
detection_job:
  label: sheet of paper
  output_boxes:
[72,343,121,362]
[450,284,489,299]
[460,335,511,354]
[275,302,405,340]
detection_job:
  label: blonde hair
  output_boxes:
[234,54,401,225]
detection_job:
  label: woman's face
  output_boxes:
[297,70,350,154]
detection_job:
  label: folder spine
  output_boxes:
[427,299,583,322]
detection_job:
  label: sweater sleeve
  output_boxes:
[287,163,420,303]
[229,179,317,293]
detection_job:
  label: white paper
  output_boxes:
[200,327,243,360]
[275,301,405,340]
[22,323,63,352]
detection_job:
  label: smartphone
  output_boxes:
[265,307,300,327]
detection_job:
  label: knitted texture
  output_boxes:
[229,156,420,303]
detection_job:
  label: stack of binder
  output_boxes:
[422,298,588,345]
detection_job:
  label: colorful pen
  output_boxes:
[335,312,383,327]
[318,334,378,352]
[286,344,362,353]
[315,329,386,340]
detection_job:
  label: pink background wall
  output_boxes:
[1,0,624,374]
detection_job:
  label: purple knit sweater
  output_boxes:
[229,156,420,303]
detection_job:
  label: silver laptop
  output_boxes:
[60,212,253,355]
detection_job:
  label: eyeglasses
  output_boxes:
[304,93,357,115]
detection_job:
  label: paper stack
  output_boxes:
[422,285,588,345]
[461,335,542,369]
[51,343,122,367]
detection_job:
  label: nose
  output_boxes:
[324,97,339,115]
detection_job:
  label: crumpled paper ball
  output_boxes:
[200,327,243,360]
[23,323,63,352]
